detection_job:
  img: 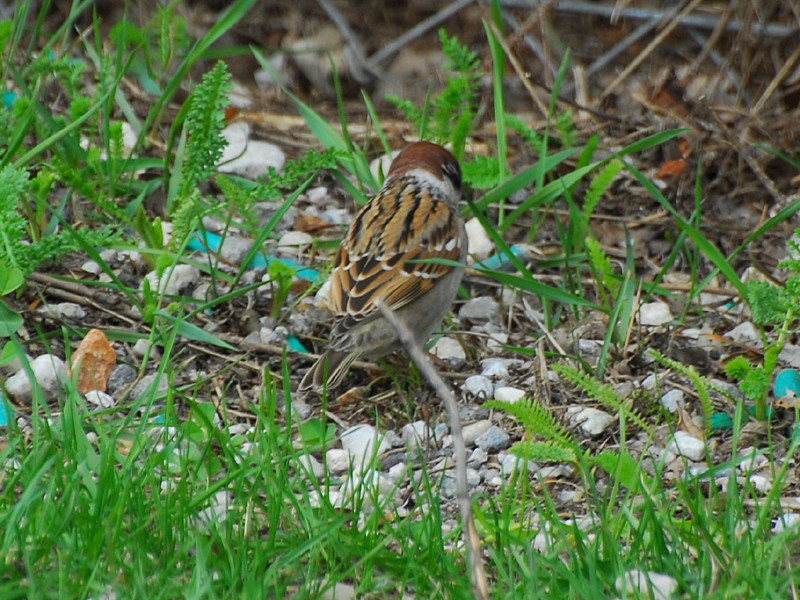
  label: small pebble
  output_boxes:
[6,354,67,401]
[142,265,200,296]
[430,337,466,367]
[725,321,761,346]
[475,425,510,452]
[459,296,499,323]
[465,467,481,487]
[468,447,488,467]
[85,390,116,409]
[463,375,494,400]
[462,419,492,446]
[494,386,525,403]
[276,231,313,254]
[369,152,397,181]
[37,302,86,320]
[772,513,800,534]
[81,260,103,275]
[480,358,522,379]
[571,407,614,436]
[665,431,706,462]
[401,420,433,446]
[132,339,160,360]
[340,424,390,466]
[465,217,493,259]
[130,373,169,401]
[616,569,678,600]
[107,364,137,396]
[301,454,325,479]
[638,301,673,326]
[500,454,536,476]
[641,374,658,390]
[660,389,685,413]
[326,448,352,473]
[218,235,253,265]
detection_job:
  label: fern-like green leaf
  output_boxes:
[552,363,651,433]
[581,159,623,224]
[462,155,508,190]
[585,237,619,297]
[485,398,577,448]
[649,349,714,434]
[510,440,576,464]
[589,450,646,491]
[183,61,232,193]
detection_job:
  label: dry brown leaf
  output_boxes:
[677,407,705,440]
[655,159,688,179]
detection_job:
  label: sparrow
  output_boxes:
[299,141,467,392]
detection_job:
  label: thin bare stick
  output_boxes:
[368,0,474,68]
[496,0,798,38]
[375,299,489,600]
[601,0,706,99]
[315,0,377,83]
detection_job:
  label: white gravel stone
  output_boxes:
[386,462,407,483]
[665,431,706,462]
[132,339,160,360]
[85,390,116,409]
[500,454,536,476]
[463,375,493,401]
[494,386,526,403]
[638,301,673,326]
[430,337,466,367]
[401,420,433,446]
[660,389,685,412]
[459,296,499,323]
[369,152,398,181]
[486,331,508,352]
[641,374,658,390]
[538,464,573,479]
[37,302,86,320]
[572,407,614,436]
[779,344,800,369]
[616,569,678,600]
[306,186,330,205]
[297,454,325,479]
[465,217,493,260]
[466,467,482,487]
[143,265,200,296]
[725,321,761,345]
[81,260,103,275]
[119,249,145,269]
[130,373,169,401]
[219,139,285,179]
[218,235,253,265]
[749,475,772,493]
[468,447,488,467]
[325,448,352,473]
[340,424,390,466]
[276,230,313,254]
[475,425,510,451]
[462,419,492,446]
[480,357,523,379]
[6,354,67,401]
[772,513,800,534]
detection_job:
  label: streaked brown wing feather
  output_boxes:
[327,180,462,332]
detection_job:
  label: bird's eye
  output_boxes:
[443,160,462,191]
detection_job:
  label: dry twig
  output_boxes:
[376,299,490,600]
